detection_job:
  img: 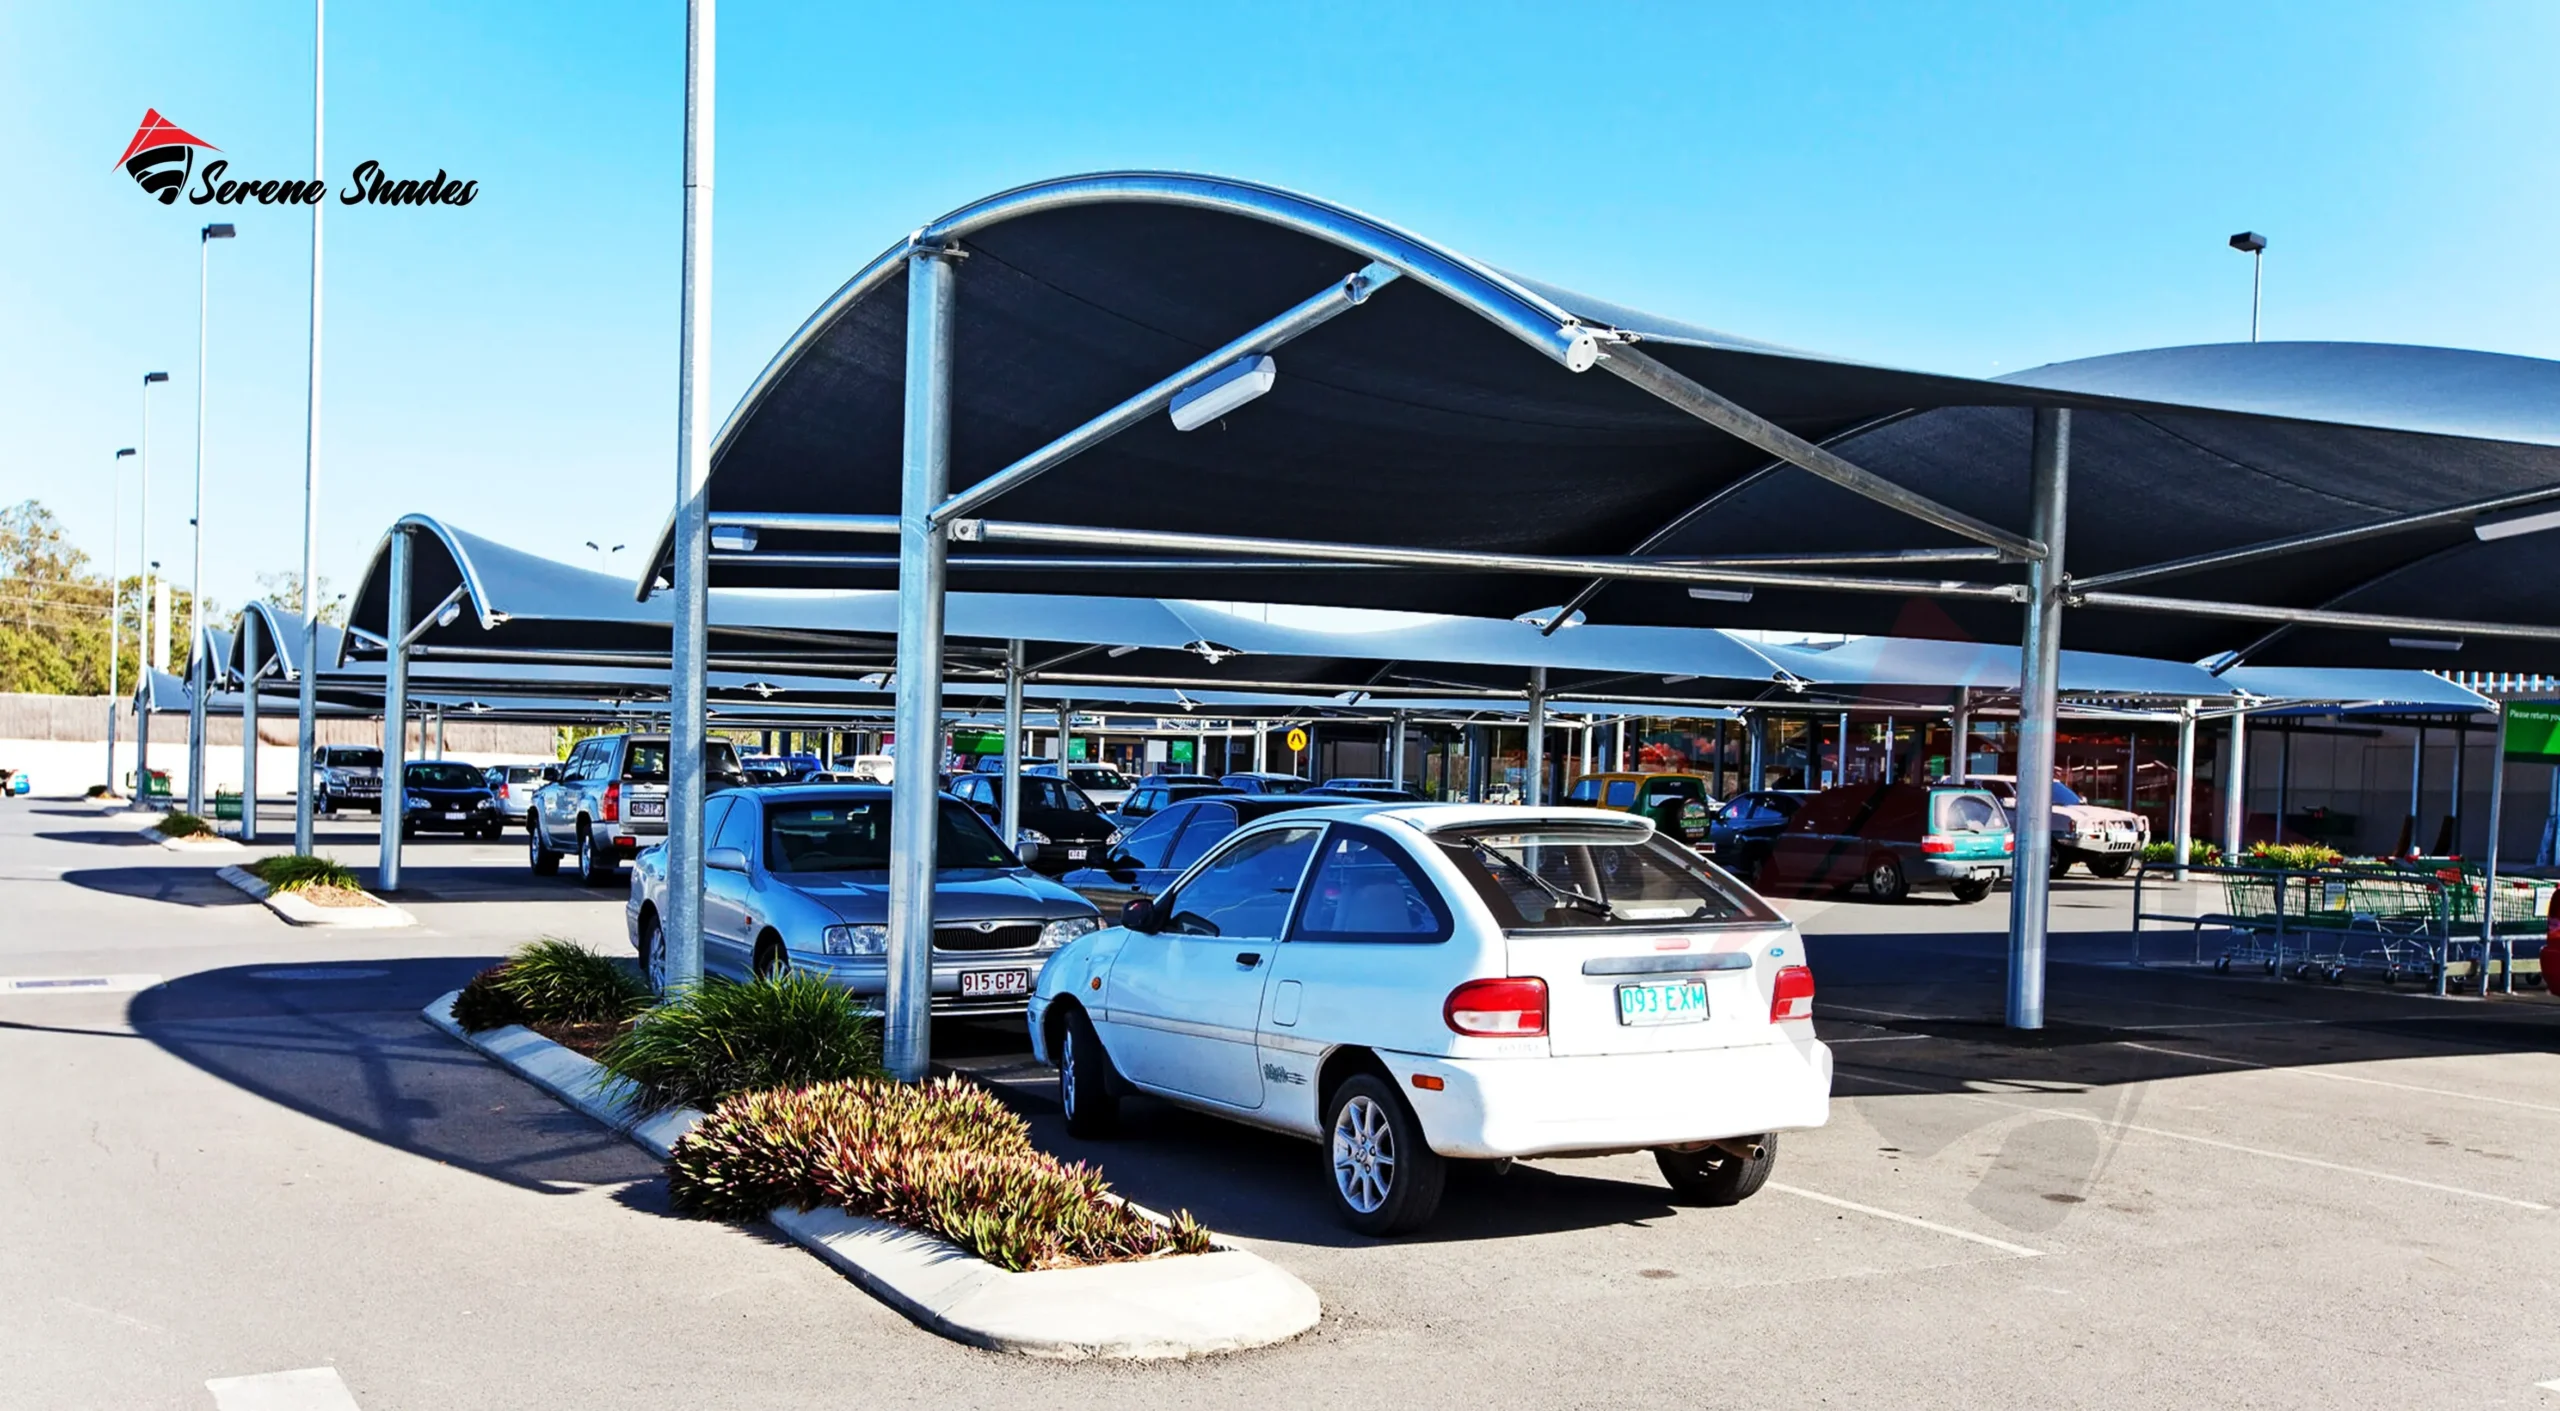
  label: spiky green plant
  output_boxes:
[450,938,651,1033]
[2242,841,2343,871]
[157,811,213,838]
[669,1077,1212,1271]
[244,853,362,894]
[597,971,883,1112]
[2138,839,2222,866]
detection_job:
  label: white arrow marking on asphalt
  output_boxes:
[205,1366,362,1410]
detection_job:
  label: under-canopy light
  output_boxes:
[2387,636,2463,652]
[710,525,760,553]
[1513,606,1586,630]
[2473,506,2560,543]
[1106,644,1142,658]
[1687,587,1755,604]
[1169,354,1277,431]
[434,601,463,628]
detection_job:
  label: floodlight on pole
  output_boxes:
[188,221,236,815]
[295,0,328,856]
[2228,231,2266,343]
[108,448,136,796]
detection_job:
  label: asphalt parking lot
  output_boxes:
[8,796,2560,1409]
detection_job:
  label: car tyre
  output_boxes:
[1951,877,1994,904]
[1866,855,1909,903]
[1655,1134,1778,1206]
[753,935,790,980]
[528,821,561,876]
[2088,855,2133,880]
[578,826,618,885]
[1058,1007,1120,1139]
[637,910,670,994]
[1325,1073,1446,1236]
[2050,853,2075,880]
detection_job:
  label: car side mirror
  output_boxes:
[1015,838,1040,867]
[705,846,747,872]
[540,765,562,781]
[1122,897,1158,932]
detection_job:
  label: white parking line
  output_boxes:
[1767,1182,2043,1259]
[0,974,162,995]
[205,1366,361,1411]
[2119,1041,2560,1117]
[1825,1033,1931,1044]
[1842,1065,2551,1211]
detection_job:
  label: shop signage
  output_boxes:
[2504,701,2560,761]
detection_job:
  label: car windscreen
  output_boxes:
[2051,781,2085,807]
[1023,778,1097,813]
[406,763,483,789]
[1436,825,1774,929]
[1070,766,1127,789]
[327,748,382,768]
[764,798,1017,873]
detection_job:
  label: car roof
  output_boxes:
[1231,801,1655,837]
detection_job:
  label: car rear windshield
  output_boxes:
[1934,792,2009,832]
[326,748,382,768]
[622,740,743,783]
[764,798,1015,873]
[1435,824,1775,929]
[406,763,483,789]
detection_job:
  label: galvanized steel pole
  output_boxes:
[240,610,260,843]
[378,527,410,891]
[294,0,326,855]
[1525,668,1548,805]
[2482,705,2510,995]
[107,448,133,794]
[886,244,959,1083]
[1000,639,1024,847]
[2172,701,2197,878]
[2222,711,2248,861]
[663,0,717,993]
[2006,408,2070,1031]
[1950,687,1972,784]
[187,232,215,816]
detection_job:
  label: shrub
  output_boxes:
[2138,839,2222,866]
[451,938,651,1034]
[244,853,361,894]
[2241,841,2343,872]
[670,1077,1213,1271]
[597,971,883,1112]
[157,811,213,838]
[85,784,111,799]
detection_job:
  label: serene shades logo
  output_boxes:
[116,108,479,208]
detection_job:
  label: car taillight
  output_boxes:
[601,782,620,822]
[1921,835,1954,854]
[2003,834,2016,853]
[1771,965,1815,1022]
[1444,978,1547,1037]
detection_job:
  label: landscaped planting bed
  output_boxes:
[156,811,214,838]
[453,938,654,1054]
[242,853,379,908]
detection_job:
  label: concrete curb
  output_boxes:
[216,865,417,929]
[143,827,243,851]
[422,990,1320,1359]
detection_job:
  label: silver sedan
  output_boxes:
[628,785,1101,1015]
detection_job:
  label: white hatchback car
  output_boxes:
[1027,803,1832,1234]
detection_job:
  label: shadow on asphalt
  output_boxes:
[60,866,258,906]
[130,958,660,1194]
[36,829,156,847]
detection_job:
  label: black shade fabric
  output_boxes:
[657,172,2560,672]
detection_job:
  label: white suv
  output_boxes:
[1027,803,1832,1234]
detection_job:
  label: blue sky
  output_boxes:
[5,1,2557,615]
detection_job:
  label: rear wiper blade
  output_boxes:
[1472,843,1610,916]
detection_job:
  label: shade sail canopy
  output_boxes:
[2220,666,2492,714]
[648,172,2560,672]
[230,603,341,685]
[1754,636,2236,702]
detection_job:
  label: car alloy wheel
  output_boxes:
[1868,856,1908,902]
[1332,1093,1397,1214]
[1058,1007,1119,1138]
[640,913,669,994]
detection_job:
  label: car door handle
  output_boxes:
[1234,952,1262,968]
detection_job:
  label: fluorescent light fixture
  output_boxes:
[2388,636,2463,652]
[2474,506,2560,542]
[1185,639,1240,664]
[1660,674,1699,685]
[434,601,463,628]
[710,525,760,553]
[1687,587,1755,603]
[1169,354,1277,431]
[1106,644,1142,658]
[1513,606,1586,630]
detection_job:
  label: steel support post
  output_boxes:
[294,0,325,856]
[378,527,410,891]
[1616,718,1629,774]
[1526,668,1548,805]
[186,642,209,815]
[662,0,717,993]
[886,245,958,1084]
[1950,688,1972,784]
[1056,702,1073,766]
[2006,407,2070,1031]
[2406,726,2426,857]
[1000,639,1024,847]
[1254,721,1268,772]
[2483,706,2511,995]
[239,612,260,844]
[2172,701,2197,878]
[2223,712,2248,860]
[1390,711,1407,788]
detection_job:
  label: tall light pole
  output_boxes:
[584,540,626,572]
[107,448,136,794]
[294,0,327,856]
[133,372,169,808]
[2228,231,2266,342]
[663,0,716,994]
[188,221,237,814]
